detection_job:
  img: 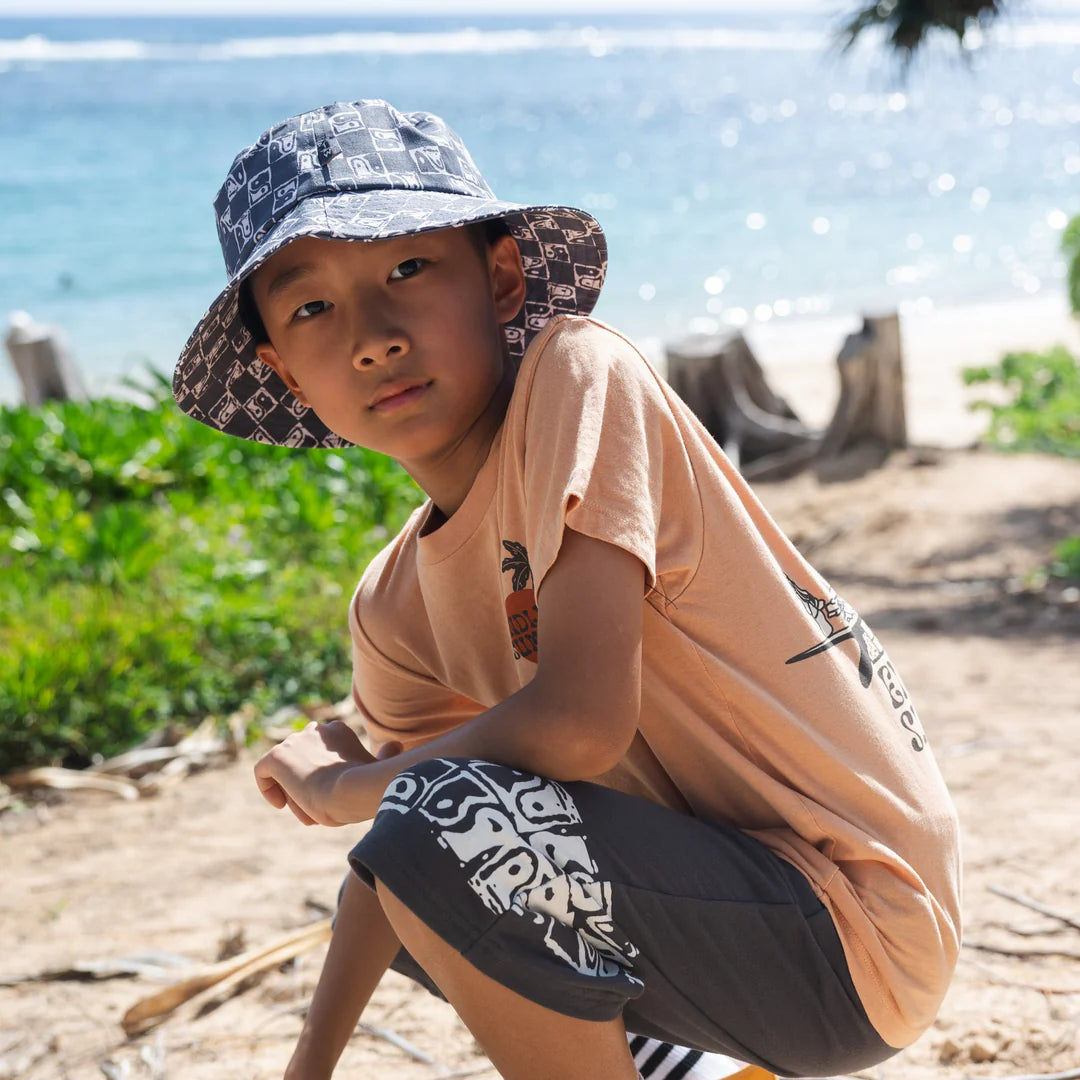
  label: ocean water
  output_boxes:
[0,8,1078,401]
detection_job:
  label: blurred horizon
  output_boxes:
[6,0,1080,16]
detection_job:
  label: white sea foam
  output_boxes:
[0,25,886,64]
[0,32,151,61]
[0,17,1077,64]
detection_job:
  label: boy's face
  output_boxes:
[249,227,526,467]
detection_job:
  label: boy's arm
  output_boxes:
[255,526,645,826]
[284,871,402,1080]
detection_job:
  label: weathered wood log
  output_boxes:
[664,312,907,483]
[121,918,331,1036]
[4,311,87,407]
[664,331,820,471]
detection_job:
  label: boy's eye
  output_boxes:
[389,258,426,281]
[293,300,331,320]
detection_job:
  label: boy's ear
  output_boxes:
[255,343,310,407]
[488,234,527,326]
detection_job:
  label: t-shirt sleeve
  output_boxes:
[348,586,484,751]
[520,319,682,596]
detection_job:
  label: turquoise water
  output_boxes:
[0,9,1077,400]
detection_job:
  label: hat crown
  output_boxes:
[213,99,495,278]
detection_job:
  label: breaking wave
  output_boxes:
[0,18,1077,64]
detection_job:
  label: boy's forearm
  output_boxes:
[337,675,636,823]
[258,531,643,829]
[286,872,402,1079]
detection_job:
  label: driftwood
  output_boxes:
[665,312,907,482]
[0,699,363,816]
[122,918,331,1036]
[0,951,191,987]
[0,716,238,805]
[4,767,139,801]
[4,311,86,407]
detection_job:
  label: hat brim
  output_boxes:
[173,188,607,449]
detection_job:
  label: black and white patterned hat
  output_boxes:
[173,99,607,448]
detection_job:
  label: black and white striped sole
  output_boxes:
[628,1035,776,1080]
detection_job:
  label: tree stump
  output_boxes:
[665,312,907,482]
[814,313,907,480]
[664,330,820,472]
[4,311,87,407]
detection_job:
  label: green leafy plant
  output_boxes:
[963,213,1080,585]
[1051,535,1080,582]
[0,371,424,773]
[1064,213,1080,319]
[962,346,1080,458]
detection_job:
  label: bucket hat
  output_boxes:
[173,99,607,449]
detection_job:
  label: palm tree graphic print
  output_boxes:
[502,540,538,663]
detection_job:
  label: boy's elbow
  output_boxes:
[530,649,641,781]
[547,697,639,781]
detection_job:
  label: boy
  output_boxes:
[173,100,961,1080]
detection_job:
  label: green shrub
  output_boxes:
[964,212,1080,586]
[1051,535,1080,581]
[0,372,424,772]
[962,346,1080,458]
[1064,213,1080,318]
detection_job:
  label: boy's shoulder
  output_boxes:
[514,314,665,407]
[522,313,647,368]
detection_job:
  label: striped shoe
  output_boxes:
[629,1035,776,1080]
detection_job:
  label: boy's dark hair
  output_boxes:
[238,217,513,347]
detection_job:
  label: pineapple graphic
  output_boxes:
[501,540,538,663]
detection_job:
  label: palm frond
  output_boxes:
[832,0,1008,69]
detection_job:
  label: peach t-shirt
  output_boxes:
[348,315,962,1050]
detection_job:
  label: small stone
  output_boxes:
[938,1037,962,1063]
[968,1038,999,1063]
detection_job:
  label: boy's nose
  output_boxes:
[352,329,409,370]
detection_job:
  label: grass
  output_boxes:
[0,371,424,773]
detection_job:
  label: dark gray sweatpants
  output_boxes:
[347,757,896,1078]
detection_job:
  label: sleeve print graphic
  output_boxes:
[502,539,539,663]
[379,759,642,985]
[785,577,928,752]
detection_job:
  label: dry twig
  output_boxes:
[356,1022,440,1065]
[962,1068,1080,1080]
[989,885,1080,934]
[989,920,1071,938]
[963,940,1080,961]
[965,956,1080,995]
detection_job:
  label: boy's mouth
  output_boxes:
[368,378,433,412]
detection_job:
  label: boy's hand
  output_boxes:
[254,720,375,826]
